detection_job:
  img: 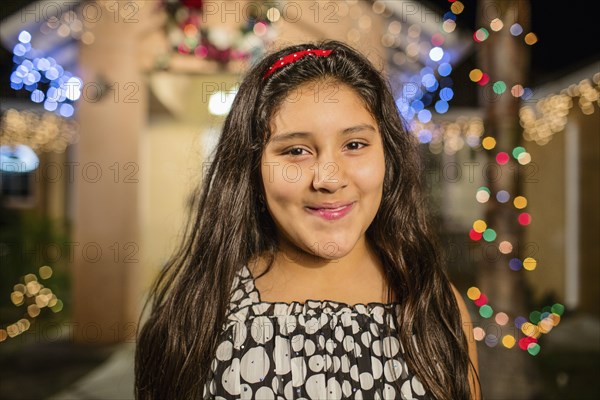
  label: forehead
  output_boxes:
[269,81,375,134]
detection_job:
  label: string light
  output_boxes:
[0,109,79,153]
[520,76,600,145]
[476,187,491,203]
[10,31,82,117]
[465,28,594,152]
[1,266,63,342]
[410,117,485,155]
[467,287,565,353]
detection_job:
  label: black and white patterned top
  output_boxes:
[203,265,431,399]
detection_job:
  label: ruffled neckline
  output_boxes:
[240,264,402,316]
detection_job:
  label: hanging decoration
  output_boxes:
[161,0,278,66]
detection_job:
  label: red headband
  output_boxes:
[262,48,333,80]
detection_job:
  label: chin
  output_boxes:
[302,237,357,259]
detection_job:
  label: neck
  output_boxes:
[273,234,382,281]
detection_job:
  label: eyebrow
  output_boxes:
[269,123,376,144]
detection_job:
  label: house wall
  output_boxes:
[524,104,599,316]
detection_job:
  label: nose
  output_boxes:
[311,154,348,192]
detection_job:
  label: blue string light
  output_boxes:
[9,30,82,118]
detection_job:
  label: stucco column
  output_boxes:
[72,0,154,343]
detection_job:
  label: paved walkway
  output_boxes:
[47,342,135,400]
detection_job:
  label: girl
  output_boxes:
[135,40,480,400]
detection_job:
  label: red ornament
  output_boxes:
[181,0,203,10]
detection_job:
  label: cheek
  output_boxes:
[352,157,386,194]
[261,163,304,206]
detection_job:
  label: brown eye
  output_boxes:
[346,141,368,151]
[284,147,308,156]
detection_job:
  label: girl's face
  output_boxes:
[260,80,386,261]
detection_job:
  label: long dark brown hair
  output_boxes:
[135,40,478,399]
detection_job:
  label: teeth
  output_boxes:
[319,205,346,211]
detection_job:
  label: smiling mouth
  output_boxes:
[305,203,355,220]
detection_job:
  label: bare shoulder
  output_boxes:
[450,282,481,399]
[449,282,475,350]
[450,283,471,324]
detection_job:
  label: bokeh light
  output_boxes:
[479,305,494,318]
[517,152,532,165]
[511,84,525,97]
[475,294,489,307]
[442,19,456,33]
[483,228,497,242]
[431,33,445,46]
[519,336,538,350]
[510,23,523,36]
[523,257,537,271]
[473,219,487,233]
[518,212,532,225]
[512,146,526,159]
[527,343,541,356]
[524,32,538,45]
[496,190,510,203]
[429,47,444,62]
[509,258,523,271]
[10,31,80,118]
[467,287,481,300]
[521,322,540,338]
[450,1,464,14]
[473,327,485,341]
[438,63,452,77]
[490,18,504,32]
[482,136,496,150]
[39,266,53,279]
[469,69,483,82]
[492,81,507,94]
[469,229,483,241]
[478,73,490,86]
[496,152,509,165]
[474,28,489,42]
[551,303,565,316]
[515,316,527,329]
[485,334,498,347]
[498,240,513,254]
[495,312,509,326]
[476,186,491,203]
[502,334,516,349]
